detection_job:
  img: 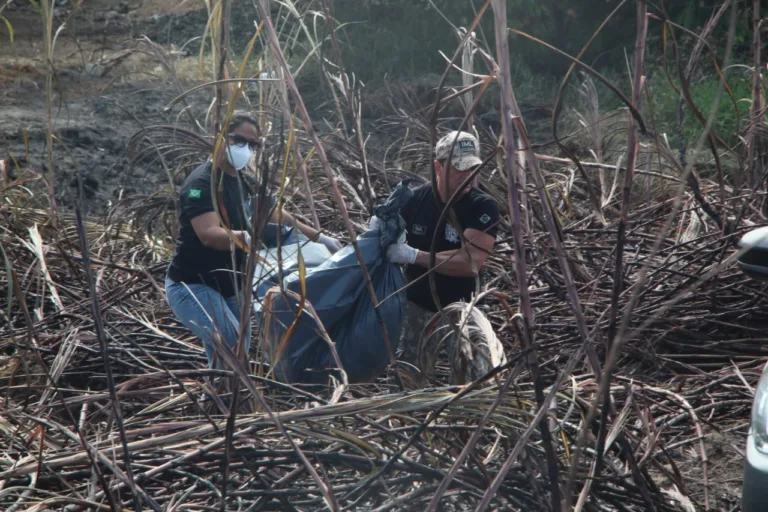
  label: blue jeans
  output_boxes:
[165,279,251,369]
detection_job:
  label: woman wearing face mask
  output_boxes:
[165,113,343,369]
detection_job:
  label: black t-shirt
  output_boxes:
[400,182,500,312]
[167,162,252,298]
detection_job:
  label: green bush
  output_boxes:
[647,72,752,147]
[332,0,638,86]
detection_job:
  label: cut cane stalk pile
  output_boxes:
[0,149,768,510]
[1,133,763,511]
[1,0,766,510]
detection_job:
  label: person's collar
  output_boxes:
[433,182,472,203]
[216,162,238,177]
[209,154,238,176]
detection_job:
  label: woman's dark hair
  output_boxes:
[228,112,260,135]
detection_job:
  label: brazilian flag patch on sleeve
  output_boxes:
[189,189,202,199]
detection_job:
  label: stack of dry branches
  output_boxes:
[0,185,759,510]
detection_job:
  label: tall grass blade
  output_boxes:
[488,1,560,509]
[0,15,13,44]
[73,197,149,512]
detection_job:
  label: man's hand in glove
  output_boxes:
[240,231,252,250]
[317,234,343,253]
[387,243,419,265]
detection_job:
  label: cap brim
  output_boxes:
[453,156,483,171]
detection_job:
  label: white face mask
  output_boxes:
[226,143,253,171]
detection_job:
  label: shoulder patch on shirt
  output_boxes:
[479,213,491,224]
[189,188,202,199]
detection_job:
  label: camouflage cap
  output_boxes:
[435,131,483,171]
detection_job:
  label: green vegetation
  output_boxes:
[332,0,636,85]
[292,0,758,156]
[329,0,756,83]
[647,71,753,146]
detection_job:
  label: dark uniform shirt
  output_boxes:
[167,162,251,298]
[400,182,500,312]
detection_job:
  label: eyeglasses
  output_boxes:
[227,133,262,151]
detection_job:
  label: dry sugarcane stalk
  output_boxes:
[664,21,725,229]
[488,2,561,510]
[607,0,648,382]
[424,359,519,512]
[595,1,651,504]
[73,202,148,512]
[40,0,57,219]
[747,0,763,186]
[212,0,231,135]
[251,0,402,388]
[551,0,629,224]
[562,27,742,512]
[422,2,494,376]
[320,2,375,214]
[273,62,321,229]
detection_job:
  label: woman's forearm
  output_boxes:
[271,208,321,241]
[294,219,321,241]
[200,227,248,251]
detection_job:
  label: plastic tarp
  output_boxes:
[253,182,412,384]
[252,223,332,295]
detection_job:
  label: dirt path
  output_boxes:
[0,0,241,213]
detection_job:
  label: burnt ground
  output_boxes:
[0,0,278,214]
[0,0,550,216]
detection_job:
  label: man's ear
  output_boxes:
[433,160,443,174]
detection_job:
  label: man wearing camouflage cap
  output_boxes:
[381,130,501,370]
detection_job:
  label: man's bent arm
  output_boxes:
[412,229,494,277]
